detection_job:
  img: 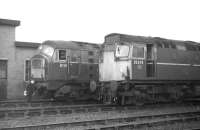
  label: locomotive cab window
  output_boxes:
[59,50,66,61]
[115,45,130,57]
[132,46,145,59]
[32,59,44,69]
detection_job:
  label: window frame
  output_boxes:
[0,59,8,79]
[24,59,31,81]
[58,49,67,61]
[115,44,130,58]
[132,44,146,59]
[31,58,44,69]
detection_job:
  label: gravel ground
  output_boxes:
[0,105,199,129]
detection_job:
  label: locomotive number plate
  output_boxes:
[60,63,67,68]
[133,60,144,65]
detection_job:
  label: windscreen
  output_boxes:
[31,58,45,78]
[32,59,43,69]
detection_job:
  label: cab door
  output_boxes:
[68,50,81,79]
[146,44,156,77]
[132,43,146,79]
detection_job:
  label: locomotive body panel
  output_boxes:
[100,33,200,104]
[131,59,146,80]
[43,41,100,83]
[131,43,148,80]
[30,40,100,99]
[156,46,200,81]
[102,33,200,82]
[47,62,67,80]
[99,51,132,81]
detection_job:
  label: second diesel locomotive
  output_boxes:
[99,33,200,105]
[29,40,100,100]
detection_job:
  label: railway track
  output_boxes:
[0,99,98,108]
[0,99,200,120]
[1,99,200,129]
[0,103,112,120]
[1,103,200,130]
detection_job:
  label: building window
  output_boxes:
[25,60,31,81]
[0,60,7,79]
[59,50,66,61]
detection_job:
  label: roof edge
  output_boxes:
[0,18,20,27]
[15,41,41,48]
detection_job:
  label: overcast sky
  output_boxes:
[0,0,200,43]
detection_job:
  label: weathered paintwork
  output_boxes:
[100,33,200,104]
[101,33,200,83]
[99,51,132,81]
[30,40,100,98]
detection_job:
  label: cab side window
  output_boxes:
[132,46,145,59]
[115,45,130,57]
[59,50,66,61]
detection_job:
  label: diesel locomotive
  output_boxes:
[28,33,200,105]
[29,40,100,100]
[99,33,200,105]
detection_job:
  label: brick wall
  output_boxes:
[12,47,38,99]
[0,25,16,99]
[0,19,39,99]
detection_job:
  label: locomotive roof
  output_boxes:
[105,33,200,46]
[42,40,100,50]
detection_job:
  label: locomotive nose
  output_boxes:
[31,55,46,80]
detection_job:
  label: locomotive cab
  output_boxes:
[99,34,157,104]
[31,45,54,81]
[99,42,154,82]
[27,45,54,99]
[29,41,100,100]
[100,33,200,105]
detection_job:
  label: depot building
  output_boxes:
[0,18,40,100]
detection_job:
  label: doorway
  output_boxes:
[146,44,156,77]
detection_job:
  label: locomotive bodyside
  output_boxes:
[30,40,100,100]
[99,33,200,105]
[156,40,200,80]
